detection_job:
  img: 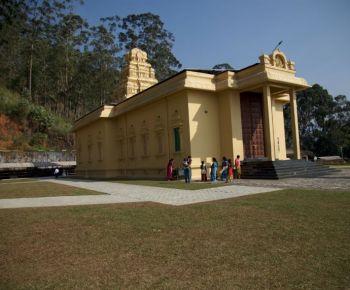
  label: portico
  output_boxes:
[238,83,302,162]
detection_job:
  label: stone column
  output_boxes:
[263,85,275,161]
[289,88,301,159]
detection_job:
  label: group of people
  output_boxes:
[204,156,241,182]
[167,156,193,183]
[166,155,241,183]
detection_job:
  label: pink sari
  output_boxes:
[167,161,173,179]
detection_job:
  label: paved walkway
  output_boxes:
[233,169,350,191]
[2,169,348,209]
[0,179,280,209]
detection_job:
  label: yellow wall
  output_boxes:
[218,90,244,160]
[218,91,233,159]
[187,90,221,177]
[76,90,289,178]
[167,91,191,168]
[75,88,290,178]
[75,119,109,177]
[187,89,245,178]
[75,91,190,178]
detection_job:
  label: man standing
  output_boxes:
[183,158,190,183]
[54,168,60,178]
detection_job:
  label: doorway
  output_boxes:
[240,92,265,159]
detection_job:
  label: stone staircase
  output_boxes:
[241,160,337,179]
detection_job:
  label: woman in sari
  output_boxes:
[167,158,174,180]
[211,157,218,182]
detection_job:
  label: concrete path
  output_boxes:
[232,169,350,191]
[0,179,280,209]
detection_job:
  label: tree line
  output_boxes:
[1,1,349,157]
[285,84,350,158]
[0,0,182,120]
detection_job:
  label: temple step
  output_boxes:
[241,160,338,179]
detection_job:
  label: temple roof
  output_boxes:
[73,49,309,130]
[186,63,260,75]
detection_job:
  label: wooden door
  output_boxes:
[240,93,265,159]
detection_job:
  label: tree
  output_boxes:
[0,0,27,89]
[333,95,350,157]
[0,2,184,150]
[51,12,89,117]
[89,16,120,105]
[0,2,182,123]
[284,84,350,157]
[212,63,234,70]
[118,13,181,80]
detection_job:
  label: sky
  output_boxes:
[75,0,350,98]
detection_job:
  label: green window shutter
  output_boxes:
[174,127,181,152]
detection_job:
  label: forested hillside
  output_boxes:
[0,87,73,150]
[1,1,349,156]
[0,0,181,150]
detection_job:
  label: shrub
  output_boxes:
[28,106,54,132]
[29,132,48,148]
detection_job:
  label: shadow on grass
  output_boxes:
[53,176,232,190]
[0,181,105,199]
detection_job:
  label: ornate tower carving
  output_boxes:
[115,48,158,102]
[259,49,295,71]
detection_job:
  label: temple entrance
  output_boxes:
[240,92,265,159]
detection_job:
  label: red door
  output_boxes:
[240,93,265,159]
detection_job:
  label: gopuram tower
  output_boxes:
[115,48,158,102]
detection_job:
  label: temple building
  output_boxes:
[73,48,309,179]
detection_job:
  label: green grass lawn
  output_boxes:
[0,180,105,198]
[112,179,229,190]
[330,164,350,168]
[0,189,349,289]
[0,178,35,184]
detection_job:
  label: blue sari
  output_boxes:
[211,161,218,181]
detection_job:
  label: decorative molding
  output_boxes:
[171,110,183,127]
[128,124,136,137]
[266,70,309,87]
[154,115,164,132]
[96,130,104,141]
[72,105,113,132]
[259,49,296,72]
[115,127,125,140]
[140,120,149,136]
[87,134,92,145]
